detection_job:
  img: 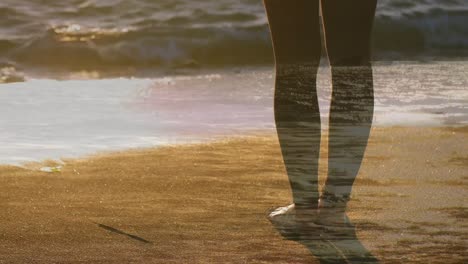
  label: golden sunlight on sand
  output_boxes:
[0,126,466,263]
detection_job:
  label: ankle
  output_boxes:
[294,203,318,212]
[319,191,350,209]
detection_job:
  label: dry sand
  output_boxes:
[0,126,466,263]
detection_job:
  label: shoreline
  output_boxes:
[2,62,467,165]
[1,126,467,263]
[3,124,466,169]
[4,60,468,83]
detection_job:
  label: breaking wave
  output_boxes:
[0,0,467,75]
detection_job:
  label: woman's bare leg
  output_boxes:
[320,0,377,213]
[263,0,322,210]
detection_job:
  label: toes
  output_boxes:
[268,204,295,218]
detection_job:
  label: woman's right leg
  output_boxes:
[263,0,322,210]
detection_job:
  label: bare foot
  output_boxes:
[268,204,322,241]
[315,196,356,240]
[269,204,318,223]
[317,200,349,227]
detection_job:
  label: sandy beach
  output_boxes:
[0,126,466,263]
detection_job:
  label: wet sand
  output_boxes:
[0,126,466,263]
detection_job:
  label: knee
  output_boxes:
[275,60,320,77]
[329,55,371,67]
[272,40,322,67]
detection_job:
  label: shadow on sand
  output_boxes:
[93,221,153,244]
[269,217,379,264]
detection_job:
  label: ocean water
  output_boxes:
[0,0,468,79]
[1,62,467,165]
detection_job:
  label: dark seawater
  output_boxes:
[0,0,467,77]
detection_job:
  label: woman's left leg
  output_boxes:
[320,0,377,219]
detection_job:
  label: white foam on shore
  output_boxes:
[0,62,466,165]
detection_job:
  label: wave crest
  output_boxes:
[0,1,467,75]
